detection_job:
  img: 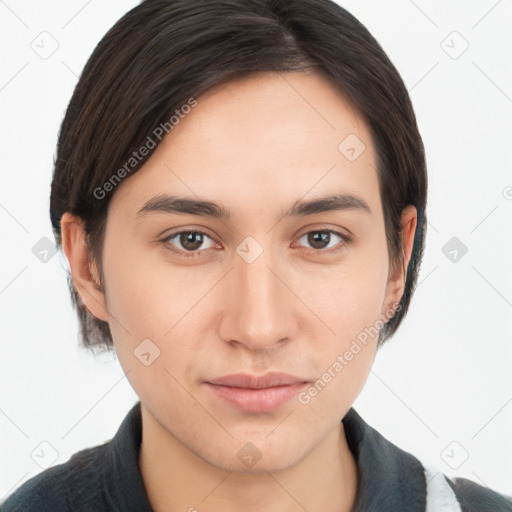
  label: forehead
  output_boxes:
[109,70,381,221]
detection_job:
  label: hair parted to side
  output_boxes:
[50,0,427,353]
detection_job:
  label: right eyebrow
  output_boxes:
[136,195,231,220]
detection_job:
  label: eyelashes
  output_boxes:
[160,228,351,259]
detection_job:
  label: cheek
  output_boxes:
[102,239,207,338]
[295,341,376,438]
[299,239,389,406]
[100,244,198,404]
[100,241,220,380]
[102,257,165,338]
[296,269,386,419]
[313,239,390,343]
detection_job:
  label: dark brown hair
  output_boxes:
[50,0,427,353]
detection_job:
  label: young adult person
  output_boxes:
[2,1,511,511]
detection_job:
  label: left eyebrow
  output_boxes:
[284,193,371,217]
[135,192,372,220]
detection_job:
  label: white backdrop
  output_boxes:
[1,0,511,500]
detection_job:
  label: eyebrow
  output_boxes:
[136,192,371,220]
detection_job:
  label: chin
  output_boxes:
[199,439,308,475]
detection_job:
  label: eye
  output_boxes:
[161,227,350,258]
[295,229,350,253]
[162,230,218,257]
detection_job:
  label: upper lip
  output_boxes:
[206,372,309,389]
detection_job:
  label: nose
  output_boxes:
[218,241,297,352]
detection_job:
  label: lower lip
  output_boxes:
[205,382,308,413]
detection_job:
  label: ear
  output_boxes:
[381,205,417,319]
[60,212,110,322]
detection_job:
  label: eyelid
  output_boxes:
[295,224,351,240]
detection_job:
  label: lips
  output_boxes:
[206,372,309,389]
[204,372,309,413]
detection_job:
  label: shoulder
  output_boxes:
[343,407,512,512]
[446,474,512,512]
[423,464,512,512]
[0,441,111,512]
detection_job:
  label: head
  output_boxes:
[51,0,426,472]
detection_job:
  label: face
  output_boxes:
[75,70,414,473]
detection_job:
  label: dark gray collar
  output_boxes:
[107,401,154,511]
[342,407,426,511]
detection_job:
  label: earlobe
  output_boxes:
[60,212,110,322]
[382,205,418,316]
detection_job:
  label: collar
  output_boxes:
[105,401,154,511]
[342,407,427,511]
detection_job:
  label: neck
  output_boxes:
[139,405,358,512]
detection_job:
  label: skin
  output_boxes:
[61,70,417,512]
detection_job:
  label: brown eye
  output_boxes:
[296,230,349,252]
[163,230,217,256]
